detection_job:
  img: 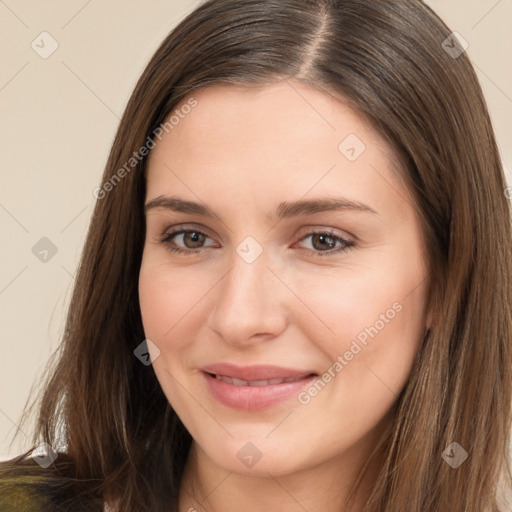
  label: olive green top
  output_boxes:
[0,455,103,511]
[0,478,52,511]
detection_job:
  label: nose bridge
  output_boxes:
[208,243,287,344]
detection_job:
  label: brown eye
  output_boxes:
[297,231,354,256]
[310,233,337,251]
[181,231,207,248]
[160,229,216,254]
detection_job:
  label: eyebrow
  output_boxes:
[144,195,378,222]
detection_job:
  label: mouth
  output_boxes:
[205,373,314,386]
[200,363,318,411]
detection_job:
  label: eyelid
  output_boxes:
[293,230,355,256]
[294,225,354,243]
[160,222,216,240]
[159,223,353,243]
[159,226,218,251]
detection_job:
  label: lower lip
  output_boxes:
[201,371,316,412]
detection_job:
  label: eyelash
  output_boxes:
[158,228,355,258]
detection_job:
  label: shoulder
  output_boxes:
[0,454,104,512]
[0,455,51,511]
[0,480,52,511]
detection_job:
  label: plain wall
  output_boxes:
[1,0,511,474]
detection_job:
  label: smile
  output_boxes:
[200,364,317,411]
[211,374,310,386]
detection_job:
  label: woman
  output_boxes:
[1,0,511,511]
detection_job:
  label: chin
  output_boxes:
[196,433,315,477]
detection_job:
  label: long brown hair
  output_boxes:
[2,1,511,510]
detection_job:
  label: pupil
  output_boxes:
[186,231,204,248]
[314,234,334,250]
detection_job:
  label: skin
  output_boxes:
[138,80,432,512]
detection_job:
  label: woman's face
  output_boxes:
[139,81,431,478]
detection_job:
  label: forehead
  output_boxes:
[145,80,410,222]
[160,81,379,153]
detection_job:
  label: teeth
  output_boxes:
[232,377,249,386]
[215,374,307,386]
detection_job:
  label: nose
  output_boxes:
[207,248,288,347]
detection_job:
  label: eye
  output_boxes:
[158,227,354,257]
[295,230,354,257]
[159,229,217,255]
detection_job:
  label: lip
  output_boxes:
[201,363,316,381]
[200,363,317,411]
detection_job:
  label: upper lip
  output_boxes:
[201,363,317,381]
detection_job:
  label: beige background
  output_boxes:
[1,0,511,473]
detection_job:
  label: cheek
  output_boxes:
[138,261,206,410]
[139,264,173,343]
[290,266,427,445]
[288,250,428,389]
[138,259,215,353]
